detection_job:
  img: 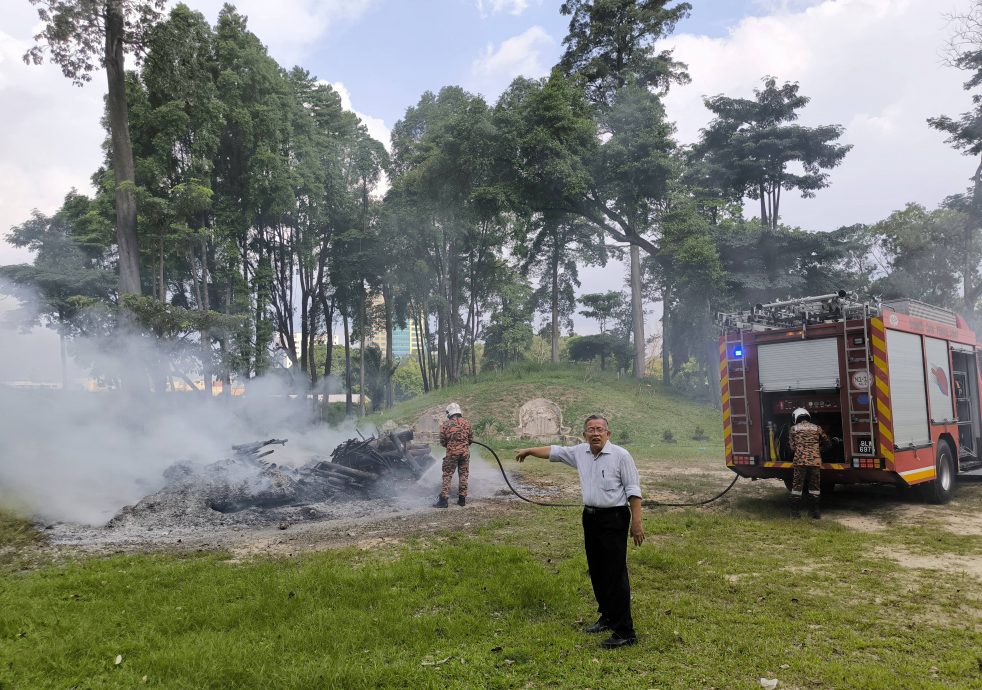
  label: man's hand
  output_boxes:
[630,520,645,547]
[515,448,532,462]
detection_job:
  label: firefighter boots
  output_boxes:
[809,495,821,519]
[790,495,802,519]
[457,496,466,507]
[433,496,449,509]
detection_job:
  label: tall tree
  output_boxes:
[25,0,167,296]
[559,0,691,107]
[694,77,851,230]
[929,2,982,325]
[1,194,115,387]
[559,0,690,379]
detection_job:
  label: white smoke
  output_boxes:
[0,280,372,524]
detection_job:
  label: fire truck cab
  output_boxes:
[718,293,982,503]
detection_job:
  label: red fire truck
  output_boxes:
[718,293,982,503]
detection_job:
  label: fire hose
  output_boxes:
[472,440,741,508]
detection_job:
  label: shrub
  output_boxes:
[692,425,709,441]
[662,429,677,444]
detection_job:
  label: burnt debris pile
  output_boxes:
[106,431,438,531]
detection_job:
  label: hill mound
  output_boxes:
[373,364,723,460]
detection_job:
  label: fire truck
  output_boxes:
[718,293,982,503]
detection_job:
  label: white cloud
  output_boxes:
[0,11,104,266]
[328,81,392,151]
[476,0,531,18]
[661,0,976,230]
[469,26,556,100]
[183,0,377,66]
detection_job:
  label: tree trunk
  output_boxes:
[414,303,430,393]
[661,286,673,385]
[630,245,645,379]
[343,309,352,417]
[105,1,141,296]
[59,330,68,390]
[321,295,335,380]
[383,283,394,409]
[759,184,768,229]
[551,230,560,365]
[359,288,367,417]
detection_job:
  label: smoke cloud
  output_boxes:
[0,282,375,524]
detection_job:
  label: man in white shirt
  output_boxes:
[515,414,644,649]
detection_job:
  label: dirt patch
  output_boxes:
[873,546,982,580]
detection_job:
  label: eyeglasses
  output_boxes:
[584,427,607,434]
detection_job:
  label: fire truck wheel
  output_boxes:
[923,442,956,504]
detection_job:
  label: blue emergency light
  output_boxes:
[733,346,743,358]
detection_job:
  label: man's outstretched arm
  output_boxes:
[515,446,552,462]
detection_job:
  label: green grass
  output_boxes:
[2,364,980,688]
[374,363,724,460]
[1,506,980,689]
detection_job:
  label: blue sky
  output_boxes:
[269,1,812,129]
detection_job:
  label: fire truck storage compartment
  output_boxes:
[760,392,844,463]
[952,343,981,462]
[756,338,844,462]
[886,330,930,448]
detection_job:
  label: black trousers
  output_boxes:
[582,505,635,638]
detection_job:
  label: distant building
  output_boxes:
[368,295,419,357]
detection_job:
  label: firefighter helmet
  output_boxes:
[446,402,462,418]
[792,407,811,423]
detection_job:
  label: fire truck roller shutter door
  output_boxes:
[758,339,840,391]
[886,330,930,448]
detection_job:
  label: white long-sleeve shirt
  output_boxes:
[549,441,642,508]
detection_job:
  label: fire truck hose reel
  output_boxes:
[472,441,741,509]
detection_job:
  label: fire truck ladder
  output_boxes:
[843,303,875,456]
[724,330,751,455]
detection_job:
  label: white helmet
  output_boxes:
[792,407,811,423]
[446,402,462,417]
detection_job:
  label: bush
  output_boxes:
[692,425,709,441]
[672,357,712,402]
[616,428,632,445]
[474,415,508,440]
[662,429,677,444]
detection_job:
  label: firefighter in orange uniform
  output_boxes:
[789,407,831,519]
[433,403,474,508]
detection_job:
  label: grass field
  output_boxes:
[1,365,980,689]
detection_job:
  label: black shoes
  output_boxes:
[809,497,821,519]
[457,496,466,507]
[585,619,610,634]
[433,496,449,508]
[601,634,637,649]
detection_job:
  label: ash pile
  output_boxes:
[106,430,438,531]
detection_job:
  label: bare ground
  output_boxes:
[31,457,982,573]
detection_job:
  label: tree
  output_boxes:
[568,334,632,371]
[482,277,534,371]
[870,203,971,313]
[559,0,691,107]
[578,291,626,335]
[559,2,690,380]
[928,2,982,325]
[25,0,167,296]
[1,194,115,387]
[694,77,851,230]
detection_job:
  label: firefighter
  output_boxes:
[789,407,831,519]
[433,402,473,508]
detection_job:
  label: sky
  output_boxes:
[0,0,978,350]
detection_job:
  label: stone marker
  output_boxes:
[517,398,570,440]
[414,405,449,442]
